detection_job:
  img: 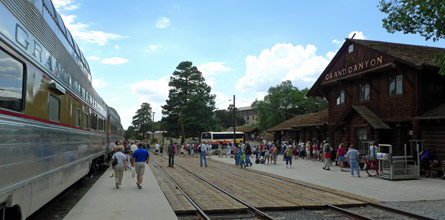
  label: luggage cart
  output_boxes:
[377,144,419,180]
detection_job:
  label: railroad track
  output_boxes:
[153,155,434,220]
[152,158,274,220]
[210,159,434,220]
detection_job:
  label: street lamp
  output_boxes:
[152,112,155,143]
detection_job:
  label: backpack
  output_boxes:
[112,155,118,167]
[168,144,174,153]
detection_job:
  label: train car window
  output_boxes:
[43,0,56,18]
[75,109,80,127]
[66,30,75,47]
[56,12,67,35]
[83,113,88,129]
[91,112,97,130]
[28,0,43,14]
[0,49,25,112]
[49,95,60,122]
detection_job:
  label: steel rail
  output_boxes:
[208,164,372,220]
[244,165,435,220]
[152,159,211,220]
[160,156,275,220]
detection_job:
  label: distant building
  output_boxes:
[236,106,257,125]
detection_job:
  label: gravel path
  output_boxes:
[383,199,445,220]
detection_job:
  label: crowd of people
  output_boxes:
[109,138,445,189]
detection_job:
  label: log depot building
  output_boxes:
[308,39,445,159]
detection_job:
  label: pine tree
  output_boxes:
[132,102,153,140]
[162,61,216,141]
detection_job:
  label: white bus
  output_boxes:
[201,132,245,146]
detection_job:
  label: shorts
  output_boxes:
[135,162,146,175]
[420,158,431,170]
[338,156,345,163]
[265,154,270,158]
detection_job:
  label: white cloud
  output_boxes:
[235,43,331,93]
[60,14,125,46]
[115,45,120,50]
[349,31,366,39]
[332,39,343,46]
[197,62,231,77]
[52,0,78,11]
[130,77,170,104]
[326,51,336,60]
[206,77,216,88]
[101,57,128,65]
[156,17,171,29]
[88,56,100,60]
[213,91,232,110]
[148,44,163,51]
[117,77,171,128]
[332,31,366,48]
[92,78,107,88]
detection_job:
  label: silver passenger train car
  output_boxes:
[0,0,123,219]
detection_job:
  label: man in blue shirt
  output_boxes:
[420,149,434,177]
[131,143,150,189]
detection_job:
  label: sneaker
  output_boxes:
[357,175,361,177]
[322,167,326,170]
[326,168,330,170]
[138,185,142,189]
[136,182,140,187]
[116,183,119,189]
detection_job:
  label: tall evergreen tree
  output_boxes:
[252,80,327,131]
[132,102,153,140]
[162,61,216,141]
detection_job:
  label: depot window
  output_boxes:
[389,75,403,96]
[359,83,370,101]
[0,48,25,112]
[336,89,345,105]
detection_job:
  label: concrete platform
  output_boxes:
[212,156,445,202]
[63,165,177,220]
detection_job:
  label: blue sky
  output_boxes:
[53,0,445,129]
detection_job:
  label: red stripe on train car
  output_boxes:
[0,109,105,135]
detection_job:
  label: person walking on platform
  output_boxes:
[112,144,127,189]
[336,143,346,171]
[346,145,360,177]
[244,142,253,167]
[285,145,293,168]
[167,140,176,167]
[131,143,150,189]
[200,142,208,167]
[322,141,331,170]
[272,144,278,164]
[239,153,246,168]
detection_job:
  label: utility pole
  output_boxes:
[233,94,236,145]
[180,111,186,144]
[152,112,155,143]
